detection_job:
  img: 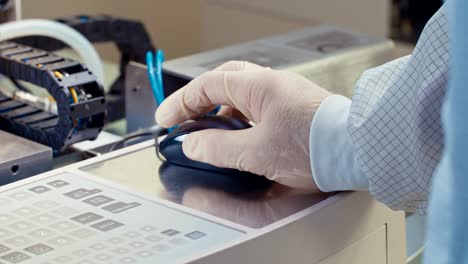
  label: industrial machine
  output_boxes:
[0,1,409,263]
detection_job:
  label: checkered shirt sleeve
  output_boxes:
[348,5,449,213]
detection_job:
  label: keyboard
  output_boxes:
[0,172,244,263]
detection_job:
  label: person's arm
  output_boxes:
[310,4,448,213]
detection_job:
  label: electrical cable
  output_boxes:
[52,71,79,104]
[109,125,167,152]
[0,19,104,83]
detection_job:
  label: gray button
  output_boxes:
[90,220,124,232]
[120,257,136,264]
[47,180,69,188]
[47,236,75,247]
[112,248,129,254]
[64,189,102,200]
[1,251,30,263]
[145,235,163,242]
[69,228,97,239]
[141,226,157,232]
[72,249,90,257]
[5,236,33,248]
[169,238,188,246]
[71,213,103,224]
[33,200,59,209]
[107,237,125,244]
[95,254,111,261]
[129,241,145,249]
[124,232,140,238]
[90,243,106,250]
[152,244,171,253]
[12,207,40,217]
[0,244,10,254]
[137,251,153,258]
[55,256,72,262]
[9,191,33,201]
[9,221,36,232]
[28,229,55,239]
[28,186,51,194]
[30,214,56,225]
[185,231,206,240]
[82,195,114,207]
[102,202,141,214]
[24,243,54,255]
[51,206,80,218]
[49,221,78,232]
[161,229,180,237]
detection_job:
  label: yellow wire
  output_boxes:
[53,70,79,127]
[52,71,79,103]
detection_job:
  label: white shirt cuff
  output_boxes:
[310,95,369,192]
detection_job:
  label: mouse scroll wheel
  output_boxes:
[174,135,187,142]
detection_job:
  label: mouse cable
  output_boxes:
[109,125,167,152]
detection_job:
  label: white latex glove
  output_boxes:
[156,61,331,190]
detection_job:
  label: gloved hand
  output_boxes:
[155,61,331,190]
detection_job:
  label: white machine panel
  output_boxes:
[0,172,244,264]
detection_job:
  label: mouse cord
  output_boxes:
[155,134,166,163]
[109,125,167,152]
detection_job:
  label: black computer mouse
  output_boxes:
[159,162,272,196]
[158,115,251,175]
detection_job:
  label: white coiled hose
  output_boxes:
[0,19,104,83]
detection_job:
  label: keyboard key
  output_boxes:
[169,238,188,246]
[120,257,137,264]
[47,180,69,188]
[49,221,78,232]
[112,247,129,254]
[129,241,145,249]
[33,200,60,209]
[54,256,72,262]
[28,186,51,194]
[9,191,33,201]
[145,235,163,243]
[70,213,103,225]
[30,214,56,225]
[141,225,158,232]
[12,207,40,217]
[89,243,106,250]
[137,251,153,258]
[90,220,124,232]
[9,221,36,232]
[48,236,75,247]
[107,237,125,244]
[24,243,54,255]
[123,232,140,239]
[1,251,30,263]
[72,249,90,257]
[4,236,33,248]
[64,189,102,200]
[95,254,111,261]
[69,228,97,239]
[28,228,56,239]
[185,231,207,240]
[82,195,114,207]
[51,206,80,218]
[152,244,171,253]
[102,202,141,214]
[161,229,180,237]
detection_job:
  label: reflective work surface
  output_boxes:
[81,146,329,228]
